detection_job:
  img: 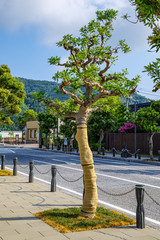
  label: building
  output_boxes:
[26,121,39,142]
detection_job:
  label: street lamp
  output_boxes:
[128,96,137,155]
[134,102,137,156]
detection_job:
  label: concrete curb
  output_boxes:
[33,147,160,166]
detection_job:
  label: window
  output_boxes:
[30,130,33,138]
[34,130,37,138]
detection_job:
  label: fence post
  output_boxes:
[135,185,145,229]
[13,157,18,176]
[1,155,5,170]
[29,161,34,183]
[51,165,56,192]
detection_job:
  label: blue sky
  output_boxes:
[0,0,159,100]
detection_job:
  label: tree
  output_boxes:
[37,111,57,147]
[135,101,160,159]
[34,9,140,218]
[0,65,25,125]
[16,109,38,142]
[123,0,160,91]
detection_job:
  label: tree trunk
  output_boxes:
[149,132,156,160]
[99,129,104,151]
[45,133,48,147]
[76,125,98,218]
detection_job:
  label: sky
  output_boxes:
[0,0,159,100]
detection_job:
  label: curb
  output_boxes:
[32,147,160,166]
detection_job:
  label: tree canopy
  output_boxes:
[16,109,38,130]
[35,9,140,118]
[0,65,25,125]
[124,0,160,92]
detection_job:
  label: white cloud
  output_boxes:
[0,0,151,48]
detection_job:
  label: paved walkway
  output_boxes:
[0,174,160,240]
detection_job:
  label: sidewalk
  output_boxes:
[0,174,160,240]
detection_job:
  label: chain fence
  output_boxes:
[143,189,160,223]
[144,190,160,207]
[18,164,29,169]
[5,159,13,165]
[56,168,83,183]
[34,165,51,175]
[97,185,135,196]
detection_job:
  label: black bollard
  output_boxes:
[52,143,54,150]
[51,165,56,192]
[137,149,141,160]
[135,150,137,159]
[158,150,160,161]
[13,157,18,176]
[1,155,5,170]
[29,161,34,183]
[135,185,145,229]
[76,146,79,153]
[102,147,105,155]
[112,148,115,157]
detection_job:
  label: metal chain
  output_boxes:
[56,169,83,182]
[5,159,13,164]
[97,185,135,196]
[144,190,160,207]
[105,150,113,153]
[18,164,29,169]
[115,150,122,154]
[34,165,51,175]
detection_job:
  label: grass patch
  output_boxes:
[34,206,136,233]
[0,170,13,176]
[144,159,158,162]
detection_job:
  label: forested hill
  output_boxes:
[19,77,68,101]
[19,77,150,104]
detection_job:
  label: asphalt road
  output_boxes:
[1,146,160,230]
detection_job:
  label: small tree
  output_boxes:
[135,101,160,159]
[34,9,140,218]
[38,112,57,147]
[0,65,25,125]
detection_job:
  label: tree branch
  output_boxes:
[63,43,80,53]
[88,104,106,114]
[98,59,110,76]
[86,90,118,108]
[63,112,77,118]
[101,33,105,47]
[60,81,85,106]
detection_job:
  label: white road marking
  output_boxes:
[10,150,15,153]
[52,158,77,165]
[6,166,160,227]
[33,159,160,189]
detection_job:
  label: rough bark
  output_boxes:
[149,132,156,160]
[75,107,98,218]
